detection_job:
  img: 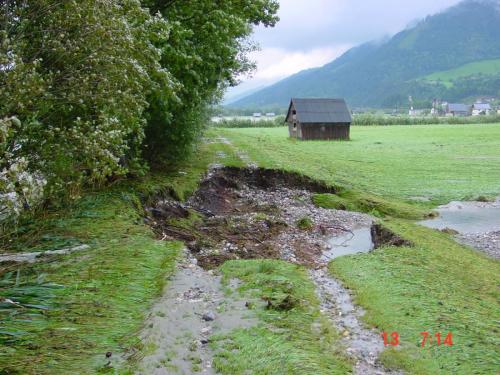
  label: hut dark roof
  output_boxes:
[288,98,352,123]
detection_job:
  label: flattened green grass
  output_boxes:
[330,220,500,374]
[313,191,429,220]
[218,125,500,373]
[213,260,352,375]
[0,139,239,374]
[218,125,500,203]
[0,192,181,374]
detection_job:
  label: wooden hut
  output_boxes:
[286,98,352,140]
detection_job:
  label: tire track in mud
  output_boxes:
[215,136,258,169]
[216,139,401,373]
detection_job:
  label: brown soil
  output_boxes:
[146,167,342,269]
[371,223,413,248]
[147,168,412,269]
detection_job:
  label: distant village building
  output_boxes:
[472,103,492,116]
[446,103,470,117]
[265,112,276,117]
[252,113,262,118]
[476,96,496,103]
[286,98,352,140]
[409,109,425,117]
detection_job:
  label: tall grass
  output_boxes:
[211,116,286,128]
[352,113,500,126]
[211,114,500,128]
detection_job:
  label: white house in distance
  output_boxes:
[472,102,492,116]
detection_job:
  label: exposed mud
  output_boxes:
[142,166,408,374]
[371,224,413,249]
[136,251,257,374]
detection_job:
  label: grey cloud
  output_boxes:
[253,0,463,50]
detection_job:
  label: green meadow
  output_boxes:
[421,58,500,87]
[216,123,500,374]
[216,124,500,203]
[2,124,499,374]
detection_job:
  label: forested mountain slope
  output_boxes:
[232,0,500,108]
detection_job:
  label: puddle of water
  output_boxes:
[322,227,374,261]
[419,200,500,234]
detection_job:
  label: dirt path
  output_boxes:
[215,136,257,169]
[137,251,256,374]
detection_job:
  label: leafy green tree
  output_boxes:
[141,0,279,165]
[0,0,279,223]
[1,0,172,201]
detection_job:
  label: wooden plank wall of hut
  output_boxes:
[300,123,350,140]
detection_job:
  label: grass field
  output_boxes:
[216,124,500,203]
[421,58,500,87]
[217,124,500,374]
[212,260,352,375]
[0,141,243,374]
[2,124,499,374]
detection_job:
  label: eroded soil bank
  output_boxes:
[147,167,373,268]
[139,167,403,374]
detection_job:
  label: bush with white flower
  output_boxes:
[0,0,279,227]
[0,0,172,209]
[0,117,46,223]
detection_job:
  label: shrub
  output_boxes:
[0,0,171,201]
[210,116,286,128]
[352,113,500,126]
[0,0,279,226]
[296,217,314,230]
[0,117,46,225]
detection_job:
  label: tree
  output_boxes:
[0,0,172,203]
[141,0,279,165]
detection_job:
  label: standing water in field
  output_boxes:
[419,198,500,259]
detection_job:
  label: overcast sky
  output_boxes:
[225,0,463,102]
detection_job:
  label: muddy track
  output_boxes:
[136,251,257,374]
[139,165,406,374]
[311,268,402,375]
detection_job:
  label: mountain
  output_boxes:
[223,85,267,105]
[231,0,500,109]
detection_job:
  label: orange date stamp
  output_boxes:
[381,332,453,347]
